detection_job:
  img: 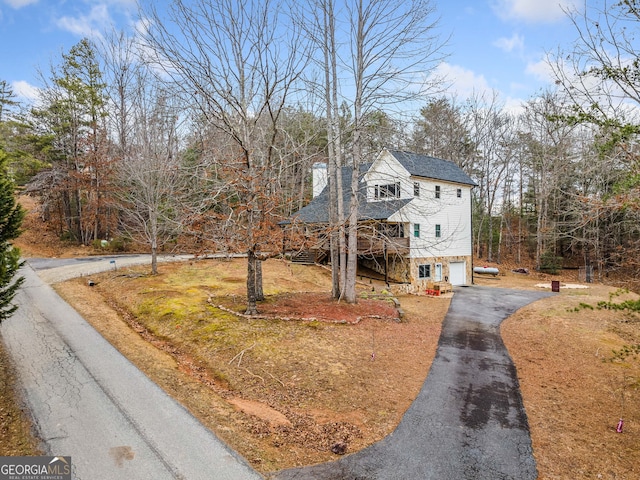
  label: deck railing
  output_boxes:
[357,237,409,255]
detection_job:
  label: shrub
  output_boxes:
[539,251,563,274]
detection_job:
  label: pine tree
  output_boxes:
[0,148,25,322]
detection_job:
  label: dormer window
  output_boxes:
[375,182,400,199]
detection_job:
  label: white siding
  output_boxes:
[389,179,473,259]
[364,151,412,201]
[363,150,473,263]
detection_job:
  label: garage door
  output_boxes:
[449,261,466,286]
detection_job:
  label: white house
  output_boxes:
[288,149,476,290]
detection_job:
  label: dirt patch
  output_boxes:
[0,339,43,456]
[229,398,292,427]
[217,291,400,324]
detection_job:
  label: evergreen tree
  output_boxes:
[0,148,24,322]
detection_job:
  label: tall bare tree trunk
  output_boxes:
[343,0,367,304]
[255,258,264,301]
[319,0,346,300]
[323,0,340,299]
[246,249,258,315]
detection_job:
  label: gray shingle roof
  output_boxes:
[388,150,477,186]
[287,164,412,224]
[285,150,475,225]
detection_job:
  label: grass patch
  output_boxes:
[568,302,595,312]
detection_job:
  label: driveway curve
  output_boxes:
[1,261,261,480]
[272,286,553,480]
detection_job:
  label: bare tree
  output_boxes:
[298,0,347,299]
[340,0,446,302]
[517,91,581,270]
[140,0,308,314]
[301,0,446,302]
[99,30,141,159]
[551,0,640,132]
[115,79,188,274]
[463,91,515,262]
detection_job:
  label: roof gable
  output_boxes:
[364,150,410,183]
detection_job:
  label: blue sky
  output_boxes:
[0,0,584,111]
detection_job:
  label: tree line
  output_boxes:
[1,0,640,314]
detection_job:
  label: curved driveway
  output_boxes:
[272,286,553,480]
[1,260,261,480]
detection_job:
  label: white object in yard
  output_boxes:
[474,266,499,276]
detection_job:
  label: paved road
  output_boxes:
[1,263,262,480]
[272,286,553,480]
[28,254,196,284]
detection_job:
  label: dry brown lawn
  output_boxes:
[53,259,448,472]
[0,340,43,456]
[478,272,640,480]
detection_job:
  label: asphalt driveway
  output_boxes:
[272,286,553,480]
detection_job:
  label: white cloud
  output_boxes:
[4,0,38,8]
[492,0,581,23]
[493,33,525,54]
[12,80,39,102]
[55,4,112,39]
[434,62,493,100]
[432,63,531,115]
[503,96,527,115]
[526,57,555,83]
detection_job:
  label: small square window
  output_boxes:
[457,188,462,198]
[414,223,420,238]
[418,264,431,279]
[435,185,441,199]
[435,224,441,238]
[414,182,420,197]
